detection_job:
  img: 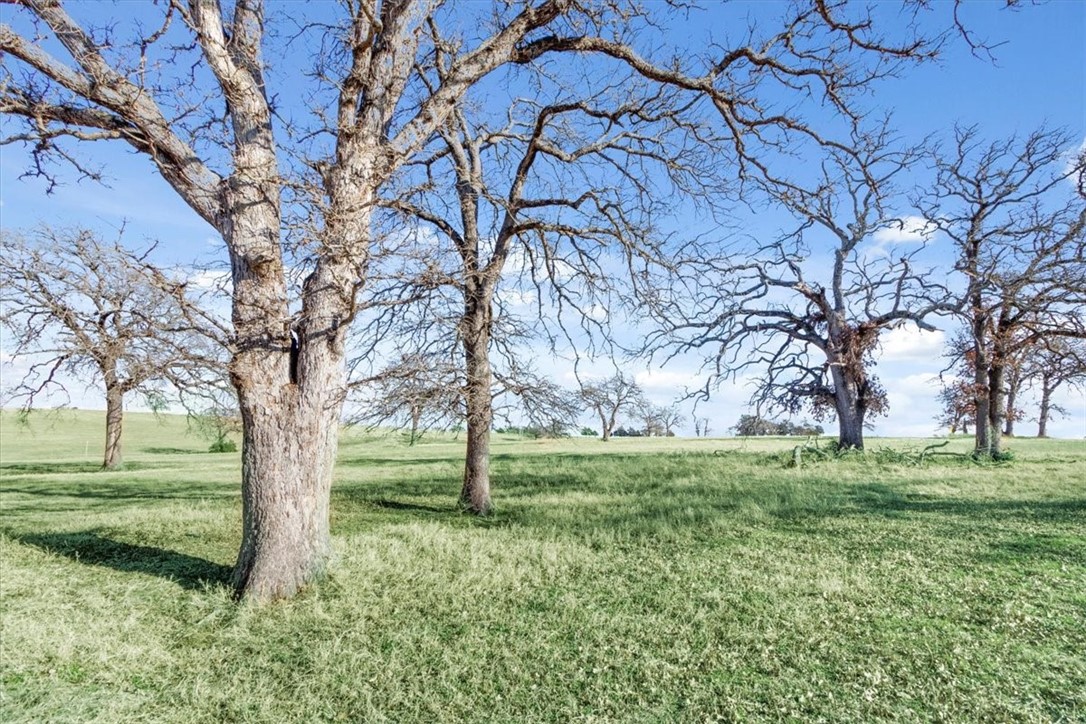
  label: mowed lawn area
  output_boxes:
[1,410,1084,722]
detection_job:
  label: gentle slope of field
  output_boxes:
[1,410,1084,722]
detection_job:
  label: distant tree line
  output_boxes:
[732,415,825,438]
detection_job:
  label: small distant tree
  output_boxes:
[936,334,977,435]
[781,420,824,436]
[0,227,226,468]
[349,354,463,446]
[732,414,779,437]
[732,414,823,437]
[580,427,599,437]
[654,404,684,437]
[936,381,974,435]
[579,373,646,442]
[1021,339,1086,438]
[693,417,712,438]
[192,396,242,453]
[505,374,581,441]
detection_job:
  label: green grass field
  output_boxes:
[1,409,1084,722]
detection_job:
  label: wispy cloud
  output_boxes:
[865,215,937,259]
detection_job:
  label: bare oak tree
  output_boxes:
[349,352,463,446]
[647,127,954,449]
[1020,338,1086,438]
[2,0,955,599]
[382,86,686,512]
[579,372,645,442]
[918,127,1086,457]
[0,227,225,468]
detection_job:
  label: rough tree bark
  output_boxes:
[460,292,494,515]
[828,362,865,450]
[972,344,993,456]
[1004,366,1020,437]
[102,371,124,469]
[987,361,1006,457]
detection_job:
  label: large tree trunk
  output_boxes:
[223,156,358,600]
[1037,373,1053,438]
[460,296,493,515]
[830,365,865,450]
[229,268,350,602]
[102,378,124,469]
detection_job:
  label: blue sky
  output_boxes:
[1,1,1083,438]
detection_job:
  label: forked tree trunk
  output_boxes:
[102,379,124,469]
[229,296,348,602]
[223,170,357,600]
[460,298,493,515]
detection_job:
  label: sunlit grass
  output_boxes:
[2,410,1084,722]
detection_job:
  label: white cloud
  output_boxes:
[864,215,938,260]
[585,304,608,321]
[871,215,937,246]
[877,326,946,363]
[188,269,231,289]
[885,371,942,399]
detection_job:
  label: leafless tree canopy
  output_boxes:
[643,125,956,449]
[348,352,463,445]
[917,126,1086,456]
[1020,338,1086,438]
[579,372,646,441]
[0,226,227,467]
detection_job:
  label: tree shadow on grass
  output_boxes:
[845,483,1086,523]
[369,499,451,515]
[141,447,207,455]
[0,461,170,475]
[12,531,232,590]
[335,466,1086,546]
[1,479,234,503]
